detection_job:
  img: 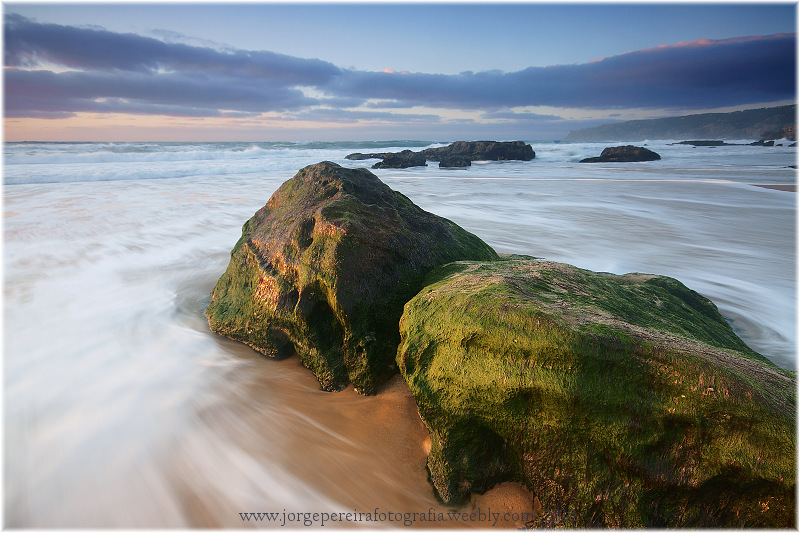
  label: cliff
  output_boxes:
[564,105,796,141]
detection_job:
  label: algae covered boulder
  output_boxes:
[397,259,795,527]
[206,161,498,394]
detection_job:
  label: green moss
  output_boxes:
[207,162,498,394]
[397,259,796,527]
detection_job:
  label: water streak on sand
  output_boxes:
[4,140,796,527]
[386,176,743,183]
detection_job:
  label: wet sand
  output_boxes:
[470,482,538,528]
[172,336,501,528]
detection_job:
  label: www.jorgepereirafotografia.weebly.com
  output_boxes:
[238,507,567,527]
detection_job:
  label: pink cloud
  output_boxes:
[589,33,795,64]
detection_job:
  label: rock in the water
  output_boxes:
[422,140,535,161]
[671,140,733,147]
[580,145,661,162]
[345,141,535,166]
[371,149,427,169]
[344,152,389,160]
[206,161,498,394]
[438,156,471,168]
[397,259,795,526]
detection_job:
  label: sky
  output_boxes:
[3,2,797,142]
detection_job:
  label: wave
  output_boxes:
[4,141,438,165]
[3,141,441,185]
[5,140,796,186]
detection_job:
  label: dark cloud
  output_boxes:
[4,14,341,84]
[329,34,795,110]
[3,14,796,124]
[4,62,318,118]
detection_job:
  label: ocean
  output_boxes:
[4,140,796,526]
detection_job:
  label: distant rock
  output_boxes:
[672,140,736,147]
[205,161,497,395]
[580,145,661,163]
[749,139,776,147]
[438,155,471,168]
[344,141,535,168]
[398,258,796,526]
[344,152,389,160]
[421,140,535,161]
[372,149,427,169]
[344,150,429,166]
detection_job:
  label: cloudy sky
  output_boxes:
[3,2,797,141]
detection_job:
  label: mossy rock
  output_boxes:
[206,161,498,394]
[397,259,795,527]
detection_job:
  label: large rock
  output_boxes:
[206,161,498,394]
[397,258,795,527]
[580,145,661,162]
[371,149,427,169]
[421,140,535,161]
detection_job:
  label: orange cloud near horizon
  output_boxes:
[4,109,450,142]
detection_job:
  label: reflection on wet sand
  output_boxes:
[170,273,540,528]
[754,183,797,192]
[171,340,491,528]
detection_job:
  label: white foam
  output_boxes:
[4,140,796,526]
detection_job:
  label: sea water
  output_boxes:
[4,140,796,526]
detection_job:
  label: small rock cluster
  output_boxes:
[345,140,535,169]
